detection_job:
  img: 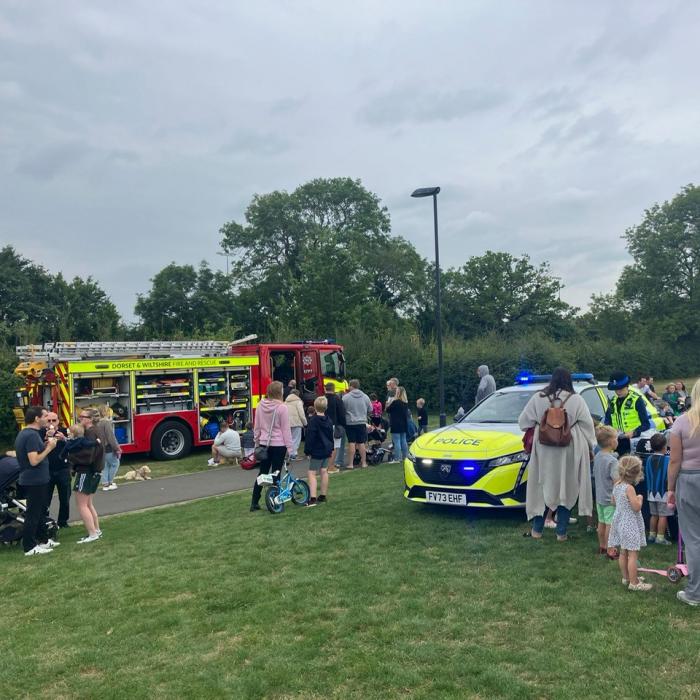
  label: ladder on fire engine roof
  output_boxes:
[15,335,258,362]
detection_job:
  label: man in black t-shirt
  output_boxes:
[16,406,58,556]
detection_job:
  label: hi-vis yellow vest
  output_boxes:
[608,388,645,433]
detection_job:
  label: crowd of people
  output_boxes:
[519,367,700,607]
[248,376,427,508]
[10,362,700,610]
[11,404,121,556]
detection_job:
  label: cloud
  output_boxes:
[219,130,291,157]
[269,96,306,115]
[0,80,23,101]
[359,86,508,127]
[14,140,93,181]
[1,1,699,322]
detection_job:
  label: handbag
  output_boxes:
[254,405,279,462]
[522,427,535,454]
[240,454,257,470]
[538,393,572,447]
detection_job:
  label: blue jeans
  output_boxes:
[102,452,120,485]
[532,505,571,537]
[335,429,346,467]
[392,433,408,461]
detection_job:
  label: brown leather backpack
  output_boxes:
[538,393,572,447]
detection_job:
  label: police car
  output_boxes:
[403,373,664,509]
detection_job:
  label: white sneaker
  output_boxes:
[108,483,118,491]
[207,458,217,466]
[25,545,52,556]
[43,539,61,548]
[102,486,111,491]
[77,534,100,544]
[96,529,103,538]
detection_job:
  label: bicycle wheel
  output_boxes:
[265,486,284,514]
[291,479,310,505]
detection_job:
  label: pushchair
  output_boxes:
[366,425,392,465]
[0,456,58,546]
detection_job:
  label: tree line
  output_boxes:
[2,179,699,443]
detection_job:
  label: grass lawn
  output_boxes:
[2,464,699,699]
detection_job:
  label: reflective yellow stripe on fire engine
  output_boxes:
[56,362,72,427]
[66,356,259,374]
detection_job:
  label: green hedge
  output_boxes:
[340,328,700,412]
[2,330,699,446]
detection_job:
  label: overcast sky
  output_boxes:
[1,1,699,323]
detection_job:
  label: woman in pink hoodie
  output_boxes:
[251,380,294,511]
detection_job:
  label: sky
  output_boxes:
[1,1,699,323]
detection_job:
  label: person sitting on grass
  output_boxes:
[593,425,619,558]
[644,432,673,545]
[608,455,652,591]
[304,396,334,507]
[208,420,241,466]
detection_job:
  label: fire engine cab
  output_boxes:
[14,338,347,460]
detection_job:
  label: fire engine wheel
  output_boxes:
[151,421,192,460]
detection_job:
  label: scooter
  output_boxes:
[639,532,689,583]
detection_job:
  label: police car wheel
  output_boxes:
[151,420,192,460]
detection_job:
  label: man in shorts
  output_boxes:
[208,420,242,465]
[342,379,372,469]
[304,396,334,506]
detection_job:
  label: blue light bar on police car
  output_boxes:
[514,372,594,385]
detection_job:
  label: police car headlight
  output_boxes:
[488,451,528,468]
[407,450,416,464]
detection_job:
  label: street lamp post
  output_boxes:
[411,186,446,427]
[217,250,232,276]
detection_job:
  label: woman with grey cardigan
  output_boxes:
[518,367,596,540]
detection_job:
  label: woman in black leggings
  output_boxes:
[251,381,294,511]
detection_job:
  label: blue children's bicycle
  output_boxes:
[262,461,310,513]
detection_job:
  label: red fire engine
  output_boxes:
[14,338,347,460]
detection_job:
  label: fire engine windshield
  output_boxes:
[321,350,345,380]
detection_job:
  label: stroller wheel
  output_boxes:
[667,566,683,583]
[265,486,284,514]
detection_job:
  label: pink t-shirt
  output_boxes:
[670,413,700,470]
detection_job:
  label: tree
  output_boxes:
[0,246,121,344]
[422,251,576,339]
[219,177,428,337]
[616,184,700,342]
[135,262,236,338]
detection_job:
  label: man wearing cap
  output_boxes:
[604,371,652,455]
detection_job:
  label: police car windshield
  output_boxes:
[461,390,535,424]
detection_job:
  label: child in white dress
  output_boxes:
[609,456,652,591]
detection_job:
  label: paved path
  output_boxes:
[49,459,316,521]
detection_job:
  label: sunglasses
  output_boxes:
[47,418,59,422]
[79,414,91,419]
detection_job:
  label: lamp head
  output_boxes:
[411,187,440,198]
